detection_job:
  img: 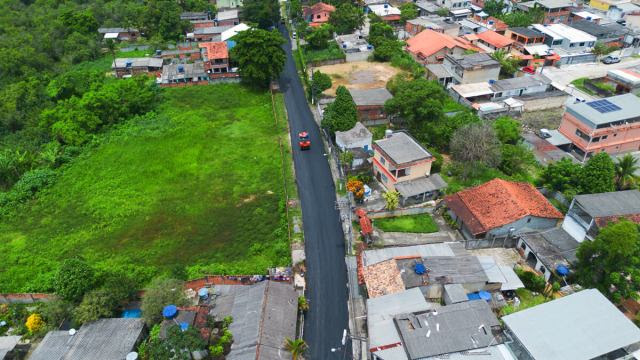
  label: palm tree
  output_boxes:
[615,154,639,190]
[284,338,307,360]
[298,296,309,313]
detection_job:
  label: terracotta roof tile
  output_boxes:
[363,259,405,298]
[311,2,335,13]
[199,41,228,60]
[476,30,514,49]
[444,178,562,235]
[406,29,478,58]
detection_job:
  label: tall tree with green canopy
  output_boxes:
[306,24,333,49]
[231,29,286,88]
[373,40,404,61]
[482,0,506,16]
[539,158,582,194]
[243,0,281,29]
[492,116,521,144]
[142,0,188,40]
[384,78,446,137]
[311,71,332,99]
[141,278,188,325]
[368,22,395,47]
[329,3,365,34]
[399,3,418,23]
[321,86,357,133]
[499,143,535,176]
[575,219,640,303]
[614,154,639,190]
[579,152,615,194]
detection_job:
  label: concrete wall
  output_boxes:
[487,216,559,238]
[346,51,372,62]
[521,93,568,111]
[494,84,549,99]
[462,66,501,84]
[516,237,553,281]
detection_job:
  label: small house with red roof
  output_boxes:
[468,30,514,52]
[445,178,563,240]
[406,29,480,64]
[303,2,336,27]
[199,41,229,74]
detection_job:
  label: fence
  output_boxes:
[463,235,518,249]
[307,58,346,67]
[0,293,56,304]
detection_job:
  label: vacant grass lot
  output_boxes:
[374,214,439,233]
[0,84,292,292]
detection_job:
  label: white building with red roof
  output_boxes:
[444,178,563,240]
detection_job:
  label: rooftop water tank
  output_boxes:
[162,305,178,319]
[414,263,426,275]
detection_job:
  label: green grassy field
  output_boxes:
[374,214,439,233]
[0,84,292,292]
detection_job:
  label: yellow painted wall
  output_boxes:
[590,0,610,11]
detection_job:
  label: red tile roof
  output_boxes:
[476,30,514,49]
[310,2,335,13]
[406,29,478,58]
[595,214,640,228]
[198,41,228,60]
[444,178,562,235]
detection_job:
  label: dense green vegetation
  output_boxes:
[374,214,439,233]
[0,85,291,292]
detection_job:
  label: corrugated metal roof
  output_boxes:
[362,243,460,266]
[503,289,640,360]
[574,190,640,217]
[395,174,448,198]
[374,132,431,165]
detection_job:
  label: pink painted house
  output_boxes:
[558,94,640,160]
[304,2,336,27]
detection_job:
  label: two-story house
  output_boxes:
[531,23,597,64]
[431,52,500,85]
[504,27,546,50]
[558,94,640,160]
[521,0,574,24]
[303,2,336,27]
[199,41,229,75]
[372,132,447,203]
[562,190,640,242]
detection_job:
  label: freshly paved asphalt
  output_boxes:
[278,27,352,359]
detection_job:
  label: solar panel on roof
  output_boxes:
[586,99,621,113]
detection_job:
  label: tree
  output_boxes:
[592,41,619,57]
[311,71,332,99]
[436,7,450,16]
[306,24,333,49]
[40,300,73,330]
[373,39,404,61]
[298,296,309,312]
[346,178,365,199]
[490,50,520,77]
[493,116,521,144]
[383,191,400,210]
[384,78,446,138]
[539,158,582,194]
[483,0,506,16]
[321,86,357,133]
[243,0,281,29]
[141,278,188,326]
[26,313,45,334]
[368,22,395,47]
[339,150,354,171]
[575,219,640,303]
[499,143,535,176]
[329,3,365,34]
[450,122,502,168]
[54,258,96,303]
[284,338,308,360]
[399,3,418,23]
[74,289,119,324]
[289,0,302,21]
[615,154,639,190]
[231,29,286,88]
[579,152,615,194]
[142,0,188,40]
[498,9,543,27]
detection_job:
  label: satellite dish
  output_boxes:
[69,329,77,336]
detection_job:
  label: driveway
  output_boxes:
[278,26,351,359]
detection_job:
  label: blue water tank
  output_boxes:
[556,265,569,276]
[180,322,189,331]
[162,305,178,319]
[414,263,426,275]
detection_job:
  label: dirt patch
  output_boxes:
[515,108,564,131]
[237,195,256,206]
[314,61,401,96]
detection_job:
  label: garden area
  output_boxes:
[571,77,617,97]
[374,214,439,233]
[0,84,293,292]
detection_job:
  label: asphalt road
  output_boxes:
[278,27,352,359]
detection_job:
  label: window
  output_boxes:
[579,42,585,46]
[540,267,546,274]
[520,242,527,250]
[397,167,410,177]
[601,135,608,140]
[381,173,388,183]
[575,129,590,142]
[570,43,576,47]
[592,136,600,142]
[527,217,532,223]
[380,156,386,165]
[316,14,321,19]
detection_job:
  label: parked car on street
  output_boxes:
[602,55,621,64]
[298,131,310,150]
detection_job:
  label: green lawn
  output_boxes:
[443,97,466,113]
[374,214,439,233]
[0,84,292,292]
[303,42,346,64]
[500,288,548,316]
